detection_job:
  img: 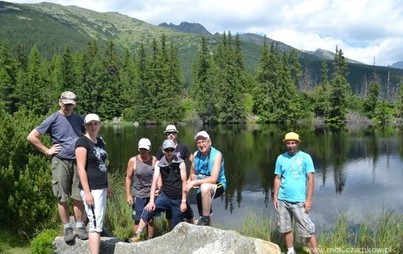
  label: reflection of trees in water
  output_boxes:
[212,125,246,213]
[329,125,348,194]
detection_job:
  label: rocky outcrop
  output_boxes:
[53,222,281,254]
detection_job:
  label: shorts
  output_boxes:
[51,157,81,202]
[277,200,316,237]
[132,197,150,222]
[81,188,107,233]
[196,182,225,216]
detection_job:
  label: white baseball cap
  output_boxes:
[138,138,151,150]
[84,113,100,124]
[194,130,210,140]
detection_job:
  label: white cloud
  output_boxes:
[9,0,403,66]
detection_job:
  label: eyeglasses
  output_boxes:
[196,139,208,146]
[164,148,175,153]
[166,132,177,135]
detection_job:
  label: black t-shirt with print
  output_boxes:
[76,136,108,190]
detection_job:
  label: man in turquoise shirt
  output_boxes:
[273,132,319,254]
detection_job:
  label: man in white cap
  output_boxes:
[156,124,195,227]
[27,91,88,243]
[129,139,188,242]
[272,132,319,254]
[186,130,226,226]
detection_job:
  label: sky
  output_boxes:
[9,0,403,67]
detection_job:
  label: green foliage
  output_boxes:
[362,81,381,119]
[0,108,57,239]
[8,156,56,238]
[327,47,351,123]
[30,229,59,254]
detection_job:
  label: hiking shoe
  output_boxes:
[64,227,75,243]
[128,232,144,243]
[196,216,210,226]
[75,227,88,240]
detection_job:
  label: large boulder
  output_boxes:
[53,222,281,254]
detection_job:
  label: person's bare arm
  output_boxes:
[27,129,61,156]
[179,162,188,212]
[305,172,315,213]
[125,157,136,205]
[76,146,93,205]
[273,175,281,210]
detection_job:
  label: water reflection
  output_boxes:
[101,124,403,229]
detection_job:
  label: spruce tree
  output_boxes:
[0,43,18,113]
[76,40,103,115]
[99,40,122,120]
[327,47,351,123]
[191,37,218,123]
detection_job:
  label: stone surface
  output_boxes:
[53,222,281,254]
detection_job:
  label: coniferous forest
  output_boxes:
[1,31,403,252]
[1,33,402,125]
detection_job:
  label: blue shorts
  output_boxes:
[132,197,150,221]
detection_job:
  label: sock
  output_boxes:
[63,223,72,229]
[287,247,295,254]
[75,221,83,228]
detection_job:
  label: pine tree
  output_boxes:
[120,48,138,121]
[75,40,103,115]
[98,41,122,120]
[327,47,351,123]
[313,59,331,117]
[191,37,218,123]
[0,43,18,113]
[254,38,280,122]
[394,83,403,119]
[15,45,50,115]
[362,67,381,119]
[132,42,152,122]
[214,32,246,123]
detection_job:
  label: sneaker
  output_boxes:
[64,227,75,243]
[128,232,143,243]
[196,216,210,226]
[75,227,88,240]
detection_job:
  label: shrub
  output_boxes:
[31,229,59,254]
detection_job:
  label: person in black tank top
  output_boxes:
[156,125,195,228]
[128,139,188,242]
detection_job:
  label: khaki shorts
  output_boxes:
[277,200,315,237]
[51,157,82,202]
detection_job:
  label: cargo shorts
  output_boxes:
[51,157,82,202]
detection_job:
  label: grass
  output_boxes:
[1,174,401,253]
[0,230,30,254]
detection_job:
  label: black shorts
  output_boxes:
[196,182,225,216]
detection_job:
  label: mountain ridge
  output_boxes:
[1,0,402,90]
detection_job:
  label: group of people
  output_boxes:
[27,91,320,254]
[124,125,227,242]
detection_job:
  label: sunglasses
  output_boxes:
[164,148,175,153]
[166,132,177,135]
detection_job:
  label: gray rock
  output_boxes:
[53,222,281,254]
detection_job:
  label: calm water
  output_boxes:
[101,124,403,230]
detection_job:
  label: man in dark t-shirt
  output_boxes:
[156,124,195,227]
